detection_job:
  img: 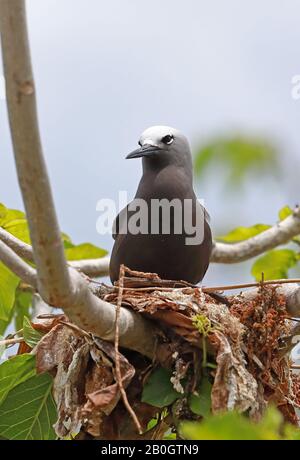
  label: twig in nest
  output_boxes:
[290,318,300,323]
[203,278,300,293]
[58,320,91,339]
[115,264,142,434]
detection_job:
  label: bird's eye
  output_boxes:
[161,134,174,145]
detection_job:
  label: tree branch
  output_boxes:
[0,239,37,287]
[0,227,34,261]
[0,0,156,359]
[67,256,110,277]
[0,0,72,305]
[0,227,110,276]
[211,206,300,263]
[65,268,157,358]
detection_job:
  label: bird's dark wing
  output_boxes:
[112,205,129,240]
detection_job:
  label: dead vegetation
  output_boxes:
[17,266,300,440]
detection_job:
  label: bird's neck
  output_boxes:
[138,161,195,200]
[142,156,193,178]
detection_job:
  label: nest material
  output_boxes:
[28,269,300,439]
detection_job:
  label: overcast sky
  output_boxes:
[1,0,300,285]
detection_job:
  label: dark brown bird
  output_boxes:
[109,126,212,284]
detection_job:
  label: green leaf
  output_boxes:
[0,206,26,225]
[61,232,73,246]
[14,291,33,332]
[2,220,30,244]
[163,432,177,440]
[0,204,7,220]
[0,208,30,243]
[0,262,20,322]
[142,368,181,408]
[218,224,270,243]
[0,205,30,244]
[194,137,279,187]
[147,417,158,430]
[65,242,107,261]
[278,205,293,221]
[0,354,36,406]
[0,204,75,247]
[23,317,43,348]
[180,407,283,440]
[181,406,300,440]
[0,372,57,440]
[251,249,299,281]
[189,376,212,417]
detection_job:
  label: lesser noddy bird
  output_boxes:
[109,126,212,284]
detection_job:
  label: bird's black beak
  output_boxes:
[126,144,161,159]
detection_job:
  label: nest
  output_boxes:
[25,267,300,439]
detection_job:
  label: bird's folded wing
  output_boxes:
[112,205,129,240]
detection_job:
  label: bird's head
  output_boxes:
[126,126,192,170]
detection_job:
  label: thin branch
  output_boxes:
[69,256,110,277]
[0,337,24,347]
[0,227,34,261]
[211,206,300,263]
[203,278,300,293]
[0,227,110,277]
[0,240,37,287]
[0,0,72,305]
[114,264,142,434]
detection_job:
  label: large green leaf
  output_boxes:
[0,262,20,323]
[194,137,279,187]
[0,205,26,224]
[0,354,36,406]
[0,372,57,440]
[251,249,299,281]
[65,242,107,261]
[218,223,270,243]
[142,368,181,408]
